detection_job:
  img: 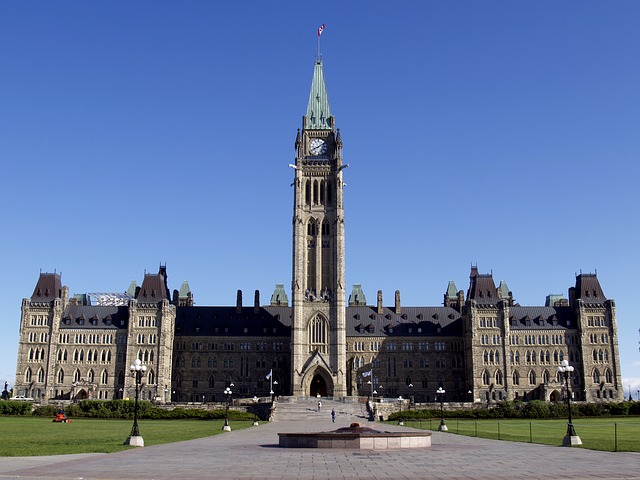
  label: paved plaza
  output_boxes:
[0,413,638,480]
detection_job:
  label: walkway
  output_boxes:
[0,412,638,479]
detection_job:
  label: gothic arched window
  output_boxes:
[308,315,328,354]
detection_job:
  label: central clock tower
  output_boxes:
[290,58,347,397]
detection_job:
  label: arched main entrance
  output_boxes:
[310,374,328,397]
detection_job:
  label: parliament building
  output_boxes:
[14,57,623,405]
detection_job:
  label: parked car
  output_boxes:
[11,395,33,401]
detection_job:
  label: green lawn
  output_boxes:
[0,417,257,456]
[396,418,640,452]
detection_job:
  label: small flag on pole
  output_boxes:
[266,369,272,380]
[317,24,325,38]
[362,370,372,378]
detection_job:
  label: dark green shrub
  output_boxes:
[607,402,629,416]
[0,401,32,415]
[628,401,640,415]
[577,402,606,417]
[522,400,551,419]
[32,405,58,417]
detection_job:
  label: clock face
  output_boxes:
[309,138,327,155]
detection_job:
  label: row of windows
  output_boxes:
[137,316,158,327]
[587,316,607,327]
[589,333,609,344]
[174,355,286,369]
[478,317,498,328]
[304,180,333,207]
[480,335,501,345]
[355,374,461,391]
[55,348,115,364]
[30,315,50,326]
[592,349,610,363]
[136,333,157,345]
[479,366,615,387]
[28,332,48,343]
[509,334,566,346]
[176,337,283,351]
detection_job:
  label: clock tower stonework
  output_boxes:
[290,58,347,397]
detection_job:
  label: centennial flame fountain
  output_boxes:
[278,423,431,449]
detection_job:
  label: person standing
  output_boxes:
[317,400,322,412]
[331,408,336,423]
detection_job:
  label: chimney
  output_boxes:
[395,290,401,315]
[377,290,383,314]
[254,290,260,314]
[236,290,242,314]
[62,285,69,308]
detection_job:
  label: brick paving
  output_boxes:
[0,412,638,480]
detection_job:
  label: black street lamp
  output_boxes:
[223,383,233,432]
[436,386,448,432]
[125,358,147,447]
[557,360,581,446]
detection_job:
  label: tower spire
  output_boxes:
[305,57,332,130]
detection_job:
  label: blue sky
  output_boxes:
[1,1,639,398]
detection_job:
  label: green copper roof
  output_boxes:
[126,280,137,297]
[179,280,191,298]
[498,280,510,300]
[305,59,332,130]
[270,284,289,306]
[349,284,367,306]
[446,281,458,299]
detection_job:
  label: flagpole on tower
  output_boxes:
[317,23,325,60]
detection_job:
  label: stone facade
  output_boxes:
[13,58,624,404]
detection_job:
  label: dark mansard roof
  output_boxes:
[175,306,292,336]
[174,304,463,338]
[573,273,607,305]
[508,306,574,330]
[30,273,62,304]
[60,305,128,329]
[346,306,462,337]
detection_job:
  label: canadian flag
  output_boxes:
[317,24,325,38]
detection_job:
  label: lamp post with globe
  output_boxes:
[124,358,147,447]
[436,386,448,432]
[557,359,582,446]
[223,384,233,432]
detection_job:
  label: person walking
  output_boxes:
[331,408,336,423]
[317,400,322,412]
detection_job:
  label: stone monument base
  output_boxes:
[278,423,431,450]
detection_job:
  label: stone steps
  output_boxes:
[272,398,370,422]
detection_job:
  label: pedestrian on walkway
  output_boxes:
[331,408,336,422]
[317,400,322,412]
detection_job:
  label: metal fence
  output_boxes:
[396,418,640,452]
